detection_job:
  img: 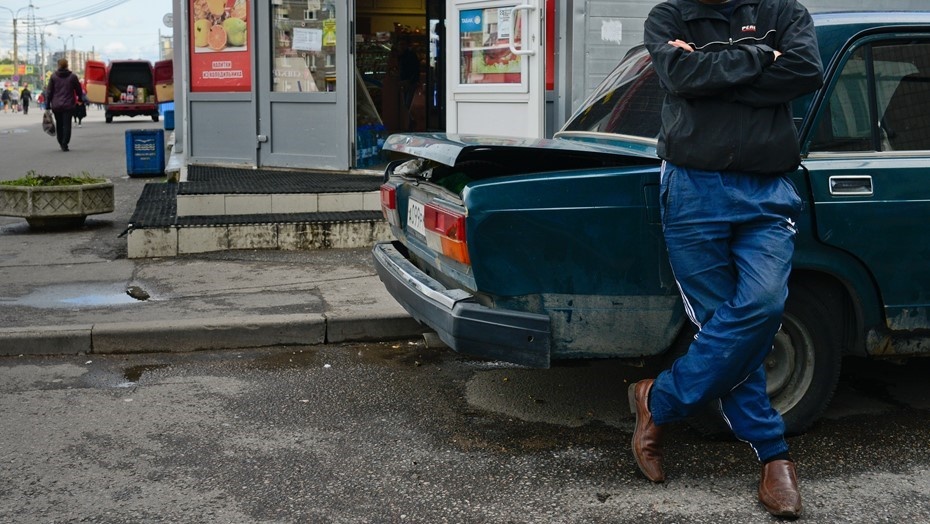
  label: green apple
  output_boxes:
[223,17,247,47]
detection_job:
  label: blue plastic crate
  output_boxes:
[164,109,175,130]
[125,129,165,177]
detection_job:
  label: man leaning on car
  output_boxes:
[630,0,823,519]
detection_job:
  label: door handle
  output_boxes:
[509,4,536,56]
[829,175,873,196]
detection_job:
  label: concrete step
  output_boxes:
[176,165,384,216]
[176,189,381,216]
[126,166,391,258]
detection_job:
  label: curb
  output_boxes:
[0,313,426,357]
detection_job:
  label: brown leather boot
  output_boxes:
[628,379,664,482]
[759,459,802,519]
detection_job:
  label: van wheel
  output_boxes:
[664,281,844,437]
[152,113,159,122]
[105,112,113,123]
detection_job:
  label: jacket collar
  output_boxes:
[669,0,761,22]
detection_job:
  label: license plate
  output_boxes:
[407,199,426,237]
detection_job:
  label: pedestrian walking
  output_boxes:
[629,0,824,520]
[0,86,9,113]
[73,90,87,127]
[10,86,20,112]
[44,58,84,152]
[20,84,32,115]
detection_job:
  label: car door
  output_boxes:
[803,34,930,332]
[84,60,109,105]
[153,59,174,103]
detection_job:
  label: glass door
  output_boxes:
[256,0,350,169]
[447,0,545,138]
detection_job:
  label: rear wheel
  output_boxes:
[151,113,159,122]
[105,112,113,123]
[665,281,844,437]
[766,281,843,435]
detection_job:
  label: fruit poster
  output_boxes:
[459,6,522,84]
[190,0,251,92]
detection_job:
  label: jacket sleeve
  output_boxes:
[644,3,774,99]
[71,75,83,99]
[727,1,824,107]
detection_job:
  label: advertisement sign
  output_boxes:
[0,64,34,76]
[190,0,251,92]
[460,10,483,33]
[460,6,521,84]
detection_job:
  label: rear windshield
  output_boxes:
[561,47,663,140]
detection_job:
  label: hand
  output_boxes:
[773,50,783,61]
[668,39,694,52]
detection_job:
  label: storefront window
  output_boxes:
[459,6,523,85]
[273,0,338,93]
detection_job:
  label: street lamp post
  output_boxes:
[0,4,32,81]
[56,34,80,73]
[39,21,60,82]
[57,34,79,53]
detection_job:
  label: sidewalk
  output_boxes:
[0,110,423,357]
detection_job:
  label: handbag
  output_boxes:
[42,110,56,136]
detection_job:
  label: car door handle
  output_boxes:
[829,175,873,196]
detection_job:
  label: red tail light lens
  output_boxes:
[424,203,469,264]
[380,184,399,226]
[380,184,396,210]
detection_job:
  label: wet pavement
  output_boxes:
[0,110,421,356]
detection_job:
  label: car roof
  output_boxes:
[812,10,930,27]
[810,11,930,69]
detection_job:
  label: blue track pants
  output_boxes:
[651,162,802,462]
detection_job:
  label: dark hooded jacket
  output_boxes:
[45,67,82,112]
[644,0,824,174]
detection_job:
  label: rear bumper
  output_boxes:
[106,104,157,114]
[372,242,551,368]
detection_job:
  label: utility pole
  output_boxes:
[0,4,32,81]
[40,31,47,82]
[37,22,59,84]
[26,6,38,79]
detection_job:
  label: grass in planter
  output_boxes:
[0,170,107,187]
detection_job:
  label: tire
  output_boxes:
[105,112,113,123]
[766,282,843,435]
[151,113,159,122]
[666,281,844,437]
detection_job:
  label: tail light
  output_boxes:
[424,203,470,265]
[380,184,398,227]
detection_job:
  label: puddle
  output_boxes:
[3,283,150,309]
[113,364,169,388]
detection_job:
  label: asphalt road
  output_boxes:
[1,344,929,523]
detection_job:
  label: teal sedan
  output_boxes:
[373,11,930,435]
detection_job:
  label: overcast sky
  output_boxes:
[1,0,173,64]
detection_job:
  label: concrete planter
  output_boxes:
[0,181,115,230]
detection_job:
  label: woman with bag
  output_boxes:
[73,90,87,127]
[44,58,83,151]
